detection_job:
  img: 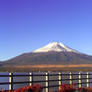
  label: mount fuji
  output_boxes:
[1,42,92,67]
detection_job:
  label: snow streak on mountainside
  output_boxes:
[33,42,79,53]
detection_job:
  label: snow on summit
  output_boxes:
[33,42,78,53]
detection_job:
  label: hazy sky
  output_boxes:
[0,0,92,61]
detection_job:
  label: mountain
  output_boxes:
[2,42,92,67]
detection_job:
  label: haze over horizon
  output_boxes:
[0,0,92,61]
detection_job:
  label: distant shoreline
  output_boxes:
[15,64,92,68]
[1,64,92,72]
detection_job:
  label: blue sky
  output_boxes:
[0,0,92,61]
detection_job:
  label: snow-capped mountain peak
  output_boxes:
[33,42,78,53]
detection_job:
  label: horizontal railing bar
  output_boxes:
[61,78,80,81]
[1,81,92,85]
[61,78,92,81]
[0,75,10,77]
[1,79,92,85]
[13,74,60,76]
[0,82,10,85]
[1,79,92,84]
[0,80,59,85]
[49,79,60,81]
[47,85,60,88]
[1,74,92,77]
[13,75,31,77]
[49,74,60,76]
[12,76,92,79]
[11,81,31,84]
[71,78,91,80]
[33,79,60,83]
[0,81,32,85]
[33,80,48,83]
[0,74,45,77]
[74,82,92,85]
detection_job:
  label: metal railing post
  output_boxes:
[87,72,89,87]
[29,72,33,85]
[59,72,61,90]
[45,72,49,92]
[9,72,13,91]
[61,72,63,85]
[79,72,82,88]
[69,72,72,84]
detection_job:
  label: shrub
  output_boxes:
[59,84,76,92]
[0,84,42,92]
[59,84,92,92]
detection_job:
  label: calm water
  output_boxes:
[0,72,92,92]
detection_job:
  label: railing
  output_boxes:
[0,72,92,92]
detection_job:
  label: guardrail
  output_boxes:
[0,72,92,92]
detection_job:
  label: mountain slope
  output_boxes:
[2,42,92,66]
